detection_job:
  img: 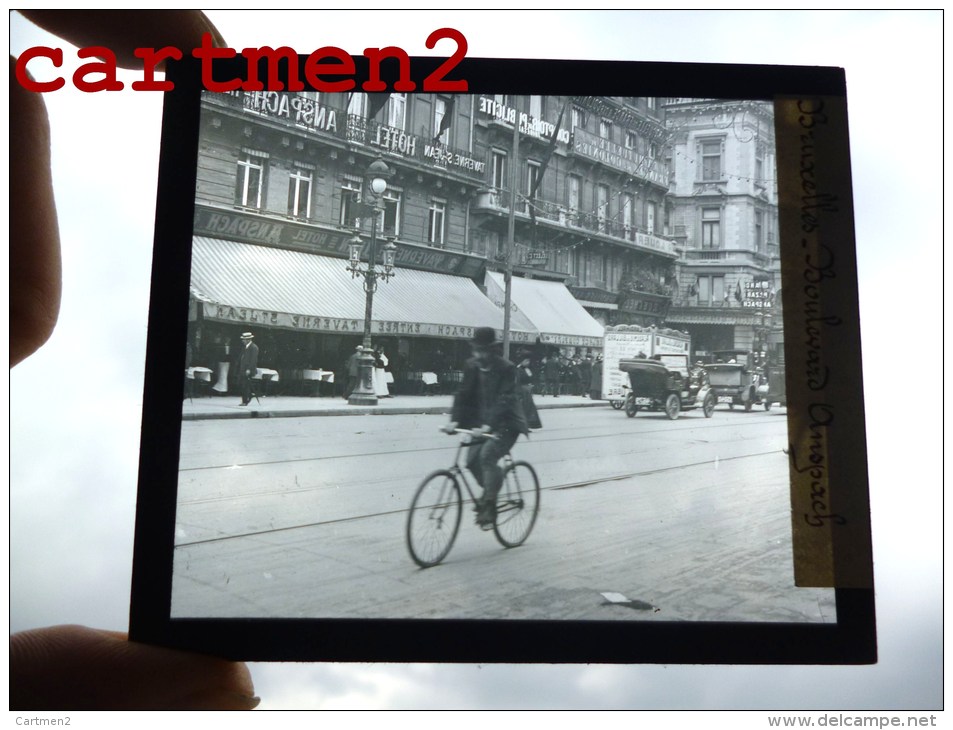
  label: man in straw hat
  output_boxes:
[237,332,259,406]
[442,327,528,528]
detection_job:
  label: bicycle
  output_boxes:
[405,428,540,568]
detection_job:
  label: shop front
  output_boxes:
[188,236,537,396]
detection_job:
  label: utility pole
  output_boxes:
[503,97,520,361]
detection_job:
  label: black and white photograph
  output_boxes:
[168,88,838,626]
[12,8,939,711]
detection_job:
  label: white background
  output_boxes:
[7,8,944,715]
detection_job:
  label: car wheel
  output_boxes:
[610,399,623,410]
[625,396,638,418]
[703,392,715,418]
[664,393,680,420]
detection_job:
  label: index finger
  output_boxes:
[16,10,226,69]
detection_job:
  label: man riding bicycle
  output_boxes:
[442,327,529,528]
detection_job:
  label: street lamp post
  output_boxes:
[346,158,397,406]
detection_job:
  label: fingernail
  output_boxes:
[198,12,228,49]
[236,694,262,710]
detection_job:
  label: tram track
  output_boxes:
[178,413,783,473]
[174,447,783,548]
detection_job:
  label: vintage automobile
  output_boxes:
[706,349,765,411]
[760,361,787,410]
[619,354,715,420]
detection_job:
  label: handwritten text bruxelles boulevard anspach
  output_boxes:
[788,98,846,530]
[14,28,468,93]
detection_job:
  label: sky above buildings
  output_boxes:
[7,9,943,716]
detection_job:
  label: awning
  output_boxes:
[484,271,605,349]
[190,237,537,342]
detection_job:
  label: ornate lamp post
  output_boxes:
[346,157,397,405]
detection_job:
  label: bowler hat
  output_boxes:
[471,327,497,349]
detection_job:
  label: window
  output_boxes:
[696,275,725,305]
[236,154,265,208]
[388,93,407,129]
[755,209,764,252]
[339,178,362,227]
[529,95,542,120]
[649,142,658,159]
[701,139,723,181]
[567,175,581,215]
[600,118,612,140]
[647,97,657,110]
[571,106,584,131]
[755,145,765,185]
[428,199,446,246]
[625,131,638,150]
[287,166,312,218]
[526,161,540,198]
[621,193,635,239]
[434,96,449,145]
[596,184,610,232]
[347,92,366,117]
[493,94,508,107]
[378,189,401,236]
[491,149,507,190]
[646,201,657,234]
[701,207,721,248]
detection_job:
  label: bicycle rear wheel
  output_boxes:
[493,461,540,548]
[406,470,462,567]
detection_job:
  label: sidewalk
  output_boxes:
[182,392,607,420]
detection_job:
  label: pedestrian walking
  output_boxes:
[589,354,604,400]
[236,332,259,406]
[543,355,561,397]
[373,347,391,398]
[517,356,542,431]
[579,355,593,397]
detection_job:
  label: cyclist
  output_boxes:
[442,327,528,528]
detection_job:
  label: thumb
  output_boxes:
[10,625,260,710]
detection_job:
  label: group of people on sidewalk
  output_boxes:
[537,352,603,399]
[343,344,392,399]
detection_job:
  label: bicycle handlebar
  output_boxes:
[442,426,499,440]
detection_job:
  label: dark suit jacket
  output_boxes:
[451,354,528,435]
[238,342,259,379]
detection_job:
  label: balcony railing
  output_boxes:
[682,248,774,267]
[474,188,677,256]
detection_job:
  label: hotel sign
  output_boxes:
[243,91,341,134]
[743,280,774,309]
[572,128,667,186]
[193,206,485,279]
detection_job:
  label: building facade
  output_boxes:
[185,91,780,396]
[661,98,782,363]
[468,95,678,330]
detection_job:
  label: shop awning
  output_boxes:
[191,237,537,342]
[484,271,605,349]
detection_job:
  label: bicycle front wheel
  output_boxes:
[493,461,540,548]
[406,470,462,568]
